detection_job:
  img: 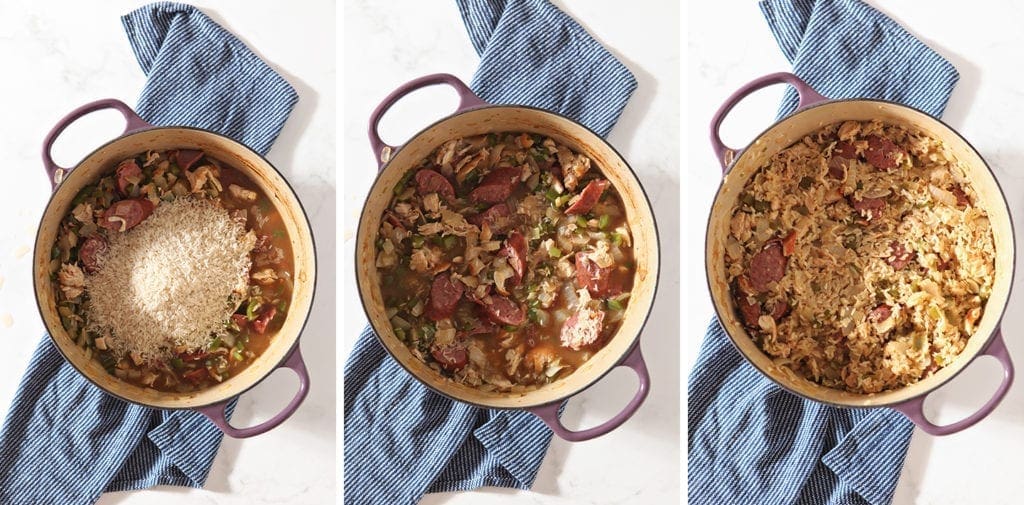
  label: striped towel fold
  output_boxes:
[688,1,958,505]
[0,3,296,503]
[343,1,636,504]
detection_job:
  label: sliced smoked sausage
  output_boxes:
[736,295,761,328]
[252,306,278,334]
[100,198,155,232]
[503,232,528,284]
[469,167,521,204]
[176,149,204,171]
[747,241,787,292]
[469,184,511,204]
[864,135,904,170]
[116,160,142,195]
[426,274,464,321]
[869,304,892,322]
[565,179,610,215]
[431,343,468,371]
[886,241,915,270]
[415,169,455,202]
[575,253,615,297]
[480,166,521,188]
[559,310,605,350]
[78,235,108,274]
[480,294,525,326]
[770,299,789,321]
[849,196,886,220]
[468,203,512,232]
[834,140,859,160]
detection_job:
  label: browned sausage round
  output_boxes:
[415,169,455,202]
[736,295,761,328]
[252,306,278,334]
[887,241,915,270]
[480,166,521,187]
[78,236,107,274]
[575,253,615,297]
[100,198,155,232]
[431,343,468,371]
[176,149,204,171]
[560,310,605,350]
[469,167,521,204]
[469,183,510,204]
[834,140,859,160]
[480,295,525,326]
[116,160,142,195]
[869,304,892,322]
[770,299,789,321]
[468,203,511,231]
[426,274,464,321]
[565,179,610,215]
[503,232,528,284]
[864,135,903,170]
[849,196,886,220]
[748,241,786,292]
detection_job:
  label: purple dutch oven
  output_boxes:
[354,74,660,441]
[33,99,316,438]
[705,72,1015,435]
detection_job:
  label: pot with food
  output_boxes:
[705,72,1015,435]
[356,74,660,441]
[35,99,316,438]
[376,132,635,393]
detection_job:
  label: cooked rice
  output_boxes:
[725,120,996,394]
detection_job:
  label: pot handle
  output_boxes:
[891,329,1014,436]
[527,343,650,442]
[41,98,152,190]
[195,344,310,439]
[367,73,488,170]
[709,72,827,172]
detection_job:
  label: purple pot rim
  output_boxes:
[357,99,662,412]
[34,119,319,413]
[703,92,1018,414]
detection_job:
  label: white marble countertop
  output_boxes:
[341,1,680,503]
[0,1,335,503]
[687,1,1024,503]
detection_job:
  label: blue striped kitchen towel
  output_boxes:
[343,1,636,503]
[688,1,958,505]
[0,3,297,503]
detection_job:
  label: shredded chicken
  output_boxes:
[58,263,86,300]
[228,184,258,203]
[252,268,278,285]
[185,165,220,193]
[560,151,592,191]
[455,148,489,183]
[71,203,94,224]
[409,246,445,273]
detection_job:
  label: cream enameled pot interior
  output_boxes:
[706,100,1015,407]
[34,127,316,409]
[356,106,659,409]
